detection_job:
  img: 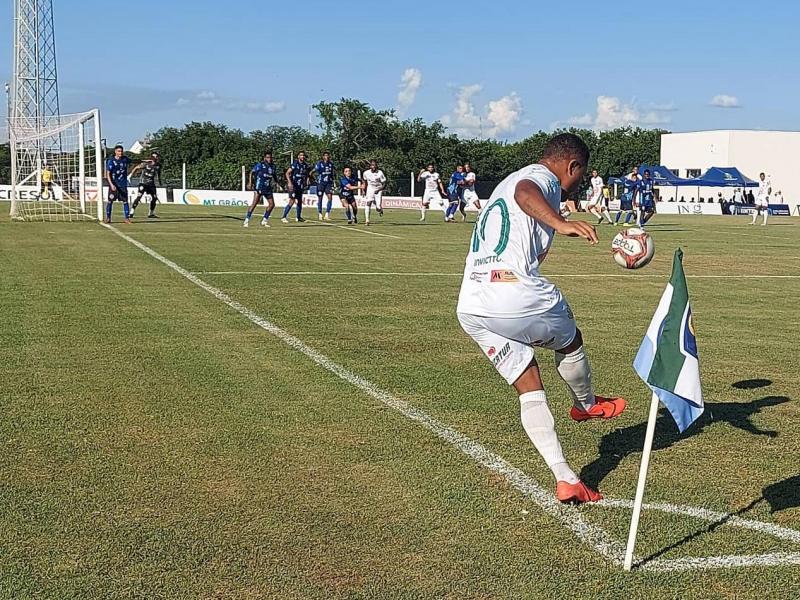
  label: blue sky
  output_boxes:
[1,0,798,145]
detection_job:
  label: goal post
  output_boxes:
[9,109,104,222]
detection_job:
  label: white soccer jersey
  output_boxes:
[457,164,564,318]
[420,171,441,191]
[757,178,771,201]
[590,176,604,200]
[364,169,387,191]
[464,171,476,192]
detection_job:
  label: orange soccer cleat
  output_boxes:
[556,480,603,504]
[570,395,627,422]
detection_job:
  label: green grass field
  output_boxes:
[1,205,799,599]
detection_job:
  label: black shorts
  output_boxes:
[255,187,274,200]
[138,183,158,198]
[109,187,129,202]
[341,194,356,205]
[316,181,333,196]
[289,186,304,201]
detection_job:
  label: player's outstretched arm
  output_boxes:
[515,179,598,245]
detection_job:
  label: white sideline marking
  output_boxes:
[192,271,800,279]
[104,223,800,572]
[316,221,402,239]
[102,223,626,566]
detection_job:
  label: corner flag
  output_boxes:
[624,248,704,571]
[633,248,704,433]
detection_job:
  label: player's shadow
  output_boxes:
[580,395,788,490]
[137,213,241,223]
[637,474,800,567]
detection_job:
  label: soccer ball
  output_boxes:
[612,228,655,269]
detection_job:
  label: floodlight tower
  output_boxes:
[10,0,61,129]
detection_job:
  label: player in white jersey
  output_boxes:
[586,170,613,224]
[363,160,387,225]
[417,163,446,221]
[751,172,771,225]
[456,133,626,504]
[459,162,481,222]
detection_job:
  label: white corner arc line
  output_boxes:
[103,223,800,572]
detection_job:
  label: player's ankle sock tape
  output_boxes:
[519,391,577,483]
[554,346,595,412]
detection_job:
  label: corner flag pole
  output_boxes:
[623,391,661,571]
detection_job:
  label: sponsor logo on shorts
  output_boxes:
[487,346,496,357]
[491,342,512,367]
[470,271,487,282]
[490,269,518,283]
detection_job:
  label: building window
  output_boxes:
[686,168,701,178]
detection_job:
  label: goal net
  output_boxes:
[8,109,103,222]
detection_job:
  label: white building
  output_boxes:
[660,130,800,212]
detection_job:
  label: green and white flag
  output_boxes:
[633,248,704,433]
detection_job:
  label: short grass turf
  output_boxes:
[1,205,799,599]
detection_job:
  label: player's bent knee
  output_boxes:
[557,328,583,355]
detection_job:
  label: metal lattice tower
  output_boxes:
[10,0,60,129]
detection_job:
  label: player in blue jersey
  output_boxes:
[638,169,656,226]
[104,145,132,224]
[281,151,310,223]
[314,151,336,221]
[243,151,278,228]
[339,166,361,225]
[445,165,466,222]
[615,166,639,226]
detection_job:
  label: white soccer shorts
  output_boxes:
[366,189,383,205]
[422,190,440,206]
[587,194,603,207]
[756,198,769,208]
[458,298,577,385]
[463,189,479,205]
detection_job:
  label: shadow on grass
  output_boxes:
[580,395,789,490]
[732,378,772,390]
[134,213,242,224]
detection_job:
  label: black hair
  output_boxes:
[114,144,124,151]
[541,133,589,165]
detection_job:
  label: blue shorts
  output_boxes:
[256,187,274,199]
[620,194,633,211]
[641,199,655,211]
[289,186,304,201]
[316,181,333,196]
[340,193,356,205]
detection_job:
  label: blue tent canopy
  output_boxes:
[690,167,759,188]
[637,165,695,186]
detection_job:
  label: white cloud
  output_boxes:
[441,84,523,138]
[563,96,671,130]
[710,94,741,108]
[396,68,422,117]
[176,90,285,114]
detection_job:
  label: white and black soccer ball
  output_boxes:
[611,227,655,269]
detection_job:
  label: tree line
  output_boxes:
[1,99,665,196]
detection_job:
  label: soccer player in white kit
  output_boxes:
[751,172,771,226]
[457,133,627,504]
[586,169,613,224]
[417,163,446,221]
[460,162,481,222]
[363,160,387,225]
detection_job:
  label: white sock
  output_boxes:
[365,205,371,221]
[604,210,613,223]
[763,212,768,225]
[554,346,596,412]
[751,213,757,224]
[519,391,578,484]
[421,207,426,219]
